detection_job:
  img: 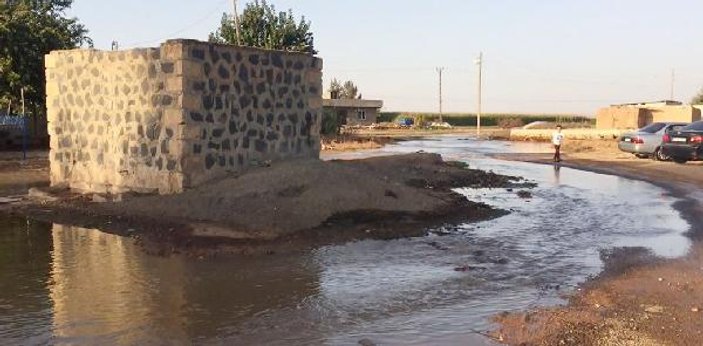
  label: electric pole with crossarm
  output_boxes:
[436,67,445,123]
[475,52,483,137]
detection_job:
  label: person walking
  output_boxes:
[552,125,564,162]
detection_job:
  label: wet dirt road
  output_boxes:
[0,137,691,345]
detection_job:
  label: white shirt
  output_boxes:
[552,131,564,146]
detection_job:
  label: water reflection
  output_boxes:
[0,218,53,344]
[553,164,561,185]
[0,222,322,344]
[49,225,188,344]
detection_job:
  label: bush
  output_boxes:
[321,110,342,135]
[377,112,398,123]
[497,117,524,128]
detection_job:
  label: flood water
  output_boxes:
[0,137,691,345]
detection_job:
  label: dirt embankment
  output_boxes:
[321,134,396,152]
[493,139,703,346]
[3,153,526,256]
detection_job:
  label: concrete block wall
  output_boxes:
[46,39,323,194]
[510,128,626,141]
[649,106,701,124]
[596,106,645,129]
[597,105,701,130]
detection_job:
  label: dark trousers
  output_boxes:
[554,145,561,162]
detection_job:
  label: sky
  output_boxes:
[68,0,703,115]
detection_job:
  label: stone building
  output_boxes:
[322,98,383,126]
[46,39,323,194]
[596,100,701,129]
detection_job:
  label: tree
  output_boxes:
[0,0,91,115]
[328,78,360,99]
[692,88,703,105]
[209,0,316,55]
[341,80,358,99]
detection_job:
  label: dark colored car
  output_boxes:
[661,121,703,164]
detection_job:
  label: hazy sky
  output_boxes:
[68,0,703,115]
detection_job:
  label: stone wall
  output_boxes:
[46,40,323,194]
[177,41,323,187]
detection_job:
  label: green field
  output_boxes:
[378,112,594,127]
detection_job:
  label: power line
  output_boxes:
[125,0,229,47]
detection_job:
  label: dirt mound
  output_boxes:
[321,134,395,152]
[8,153,522,255]
[96,153,516,238]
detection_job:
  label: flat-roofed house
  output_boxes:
[596,100,701,129]
[322,98,383,126]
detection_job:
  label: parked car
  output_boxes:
[661,120,703,164]
[397,118,414,127]
[618,122,688,161]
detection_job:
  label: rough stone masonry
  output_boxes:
[45,39,323,194]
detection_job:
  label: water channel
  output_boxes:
[0,137,691,345]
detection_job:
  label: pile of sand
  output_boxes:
[93,153,517,241]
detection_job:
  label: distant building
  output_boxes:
[322,98,384,126]
[596,100,701,129]
[614,100,683,107]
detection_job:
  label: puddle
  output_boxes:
[0,136,691,345]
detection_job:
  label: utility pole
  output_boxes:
[20,87,25,116]
[436,67,445,123]
[232,0,243,46]
[475,52,483,137]
[670,68,675,100]
[20,87,26,161]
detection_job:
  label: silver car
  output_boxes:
[618,122,688,160]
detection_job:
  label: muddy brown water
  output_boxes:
[0,137,691,345]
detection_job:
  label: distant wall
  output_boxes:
[345,108,379,126]
[510,128,626,141]
[649,106,701,124]
[596,107,644,129]
[46,39,322,194]
[326,107,379,126]
[596,105,700,130]
[0,127,22,149]
[0,115,49,150]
